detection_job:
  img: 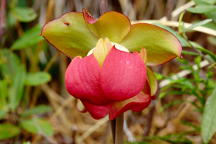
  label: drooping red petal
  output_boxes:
[65,55,111,105]
[82,88,151,120]
[82,101,109,119]
[101,47,147,101]
[109,91,151,120]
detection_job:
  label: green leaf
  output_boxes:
[121,23,182,65]
[0,123,20,140]
[0,49,25,111]
[203,21,216,30]
[188,5,216,14]
[11,25,43,50]
[190,42,216,62]
[0,49,21,79]
[159,133,193,144]
[20,117,54,136]
[25,72,51,86]
[0,80,8,119]
[162,100,184,111]
[182,50,199,56]
[205,11,216,21]
[201,87,216,143]
[183,19,212,32]
[11,7,37,22]
[21,105,52,117]
[41,12,98,57]
[9,65,26,110]
[182,121,200,132]
[193,0,216,5]
[0,80,7,109]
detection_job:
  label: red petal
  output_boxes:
[82,101,109,119]
[81,81,151,120]
[101,48,147,101]
[109,91,151,120]
[65,55,111,105]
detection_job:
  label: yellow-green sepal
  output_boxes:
[41,12,98,57]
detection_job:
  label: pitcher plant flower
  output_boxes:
[41,10,182,120]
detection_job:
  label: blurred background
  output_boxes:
[0,0,216,144]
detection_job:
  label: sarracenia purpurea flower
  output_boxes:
[41,9,182,120]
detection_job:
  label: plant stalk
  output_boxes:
[111,113,124,144]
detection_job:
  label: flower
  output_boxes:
[41,10,182,120]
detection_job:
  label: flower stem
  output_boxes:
[111,113,124,144]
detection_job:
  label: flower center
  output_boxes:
[87,42,129,56]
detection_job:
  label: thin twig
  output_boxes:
[143,104,156,136]
[160,1,195,20]
[41,84,65,108]
[123,119,135,142]
[50,97,73,121]
[77,117,109,143]
[171,1,195,18]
